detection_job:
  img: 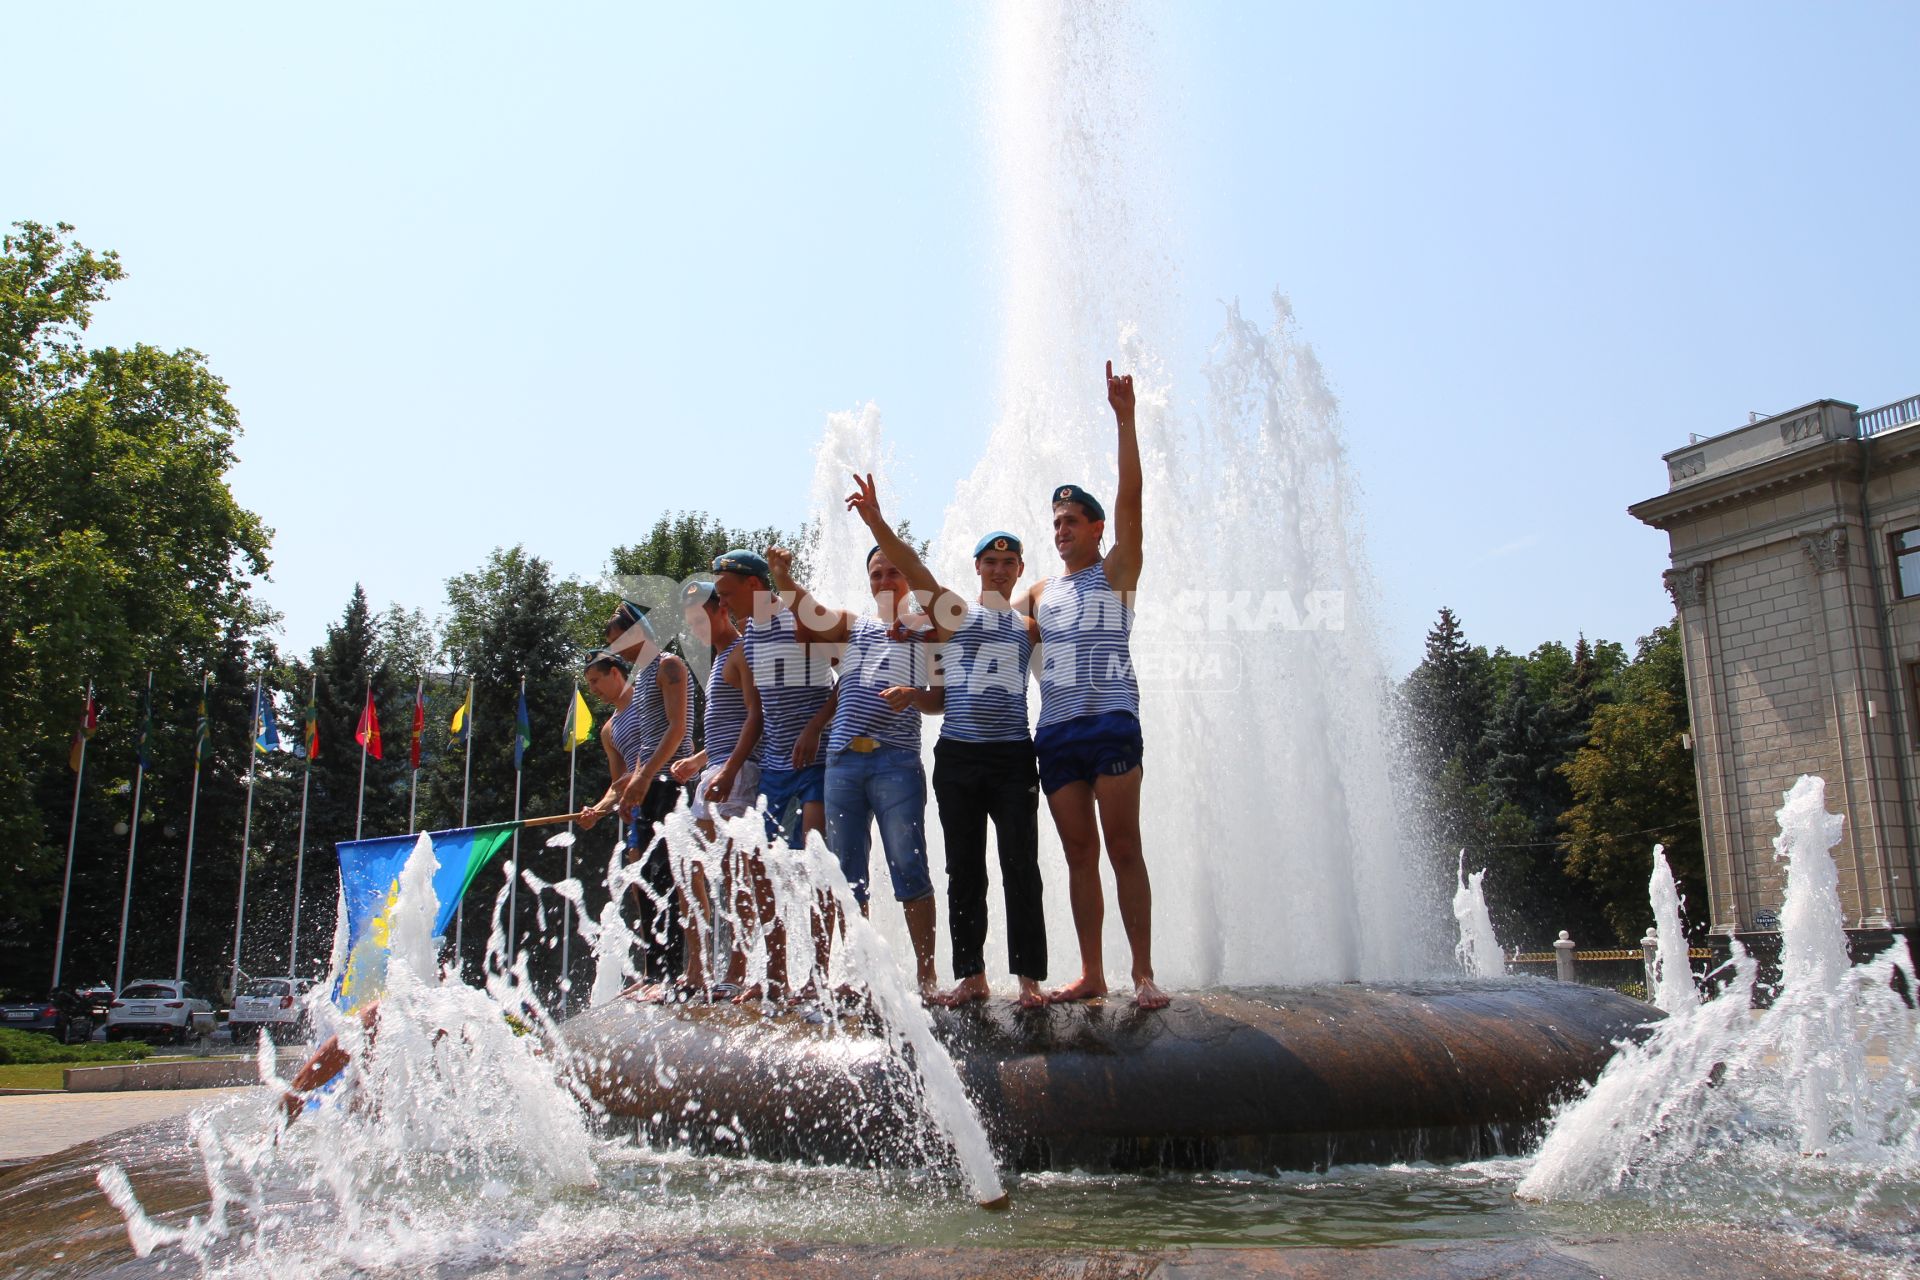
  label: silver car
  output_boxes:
[105,979,215,1044]
[227,976,314,1045]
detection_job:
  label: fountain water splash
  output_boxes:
[1647,844,1698,1014]
[1452,854,1505,979]
[1519,776,1920,1219]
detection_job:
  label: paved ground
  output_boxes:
[0,1086,253,1161]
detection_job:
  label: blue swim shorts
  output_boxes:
[1034,710,1143,796]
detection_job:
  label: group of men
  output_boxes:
[576,362,1166,1010]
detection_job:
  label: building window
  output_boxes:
[1909,662,1920,749]
[1893,528,1920,599]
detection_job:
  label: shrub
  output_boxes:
[0,1027,153,1065]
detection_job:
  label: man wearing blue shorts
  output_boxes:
[1030,361,1167,1010]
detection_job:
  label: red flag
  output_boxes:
[356,687,383,760]
[68,694,101,772]
[409,684,425,770]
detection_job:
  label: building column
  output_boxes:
[1666,562,1743,933]
[1801,524,1892,927]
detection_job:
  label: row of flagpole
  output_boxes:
[46,667,602,996]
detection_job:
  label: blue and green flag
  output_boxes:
[193,675,213,767]
[334,823,518,1010]
[254,686,282,753]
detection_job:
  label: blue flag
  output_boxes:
[333,824,518,1010]
[254,686,282,754]
[514,686,530,770]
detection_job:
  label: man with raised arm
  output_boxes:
[768,539,943,996]
[847,475,1048,1009]
[1029,361,1167,1010]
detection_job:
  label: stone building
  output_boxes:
[1631,392,1920,948]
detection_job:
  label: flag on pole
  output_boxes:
[135,685,153,770]
[563,686,593,749]
[68,692,102,771]
[254,686,282,753]
[450,683,471,745]
[193,676,213,767]
[334,823,517,1011]
[356,686,383,760]
[410,683,426,770]
[514,686,531,770]
[300,685,321,760]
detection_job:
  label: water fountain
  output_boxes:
[5,2,1913,1275]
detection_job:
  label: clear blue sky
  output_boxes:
[10,3,1916,673]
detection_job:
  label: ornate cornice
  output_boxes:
[1663,564,1708,609]
[1799,525,1849,573]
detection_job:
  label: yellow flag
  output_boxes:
[565,686,593,748]
[450,684,471,742]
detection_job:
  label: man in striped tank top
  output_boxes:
[768,540,943,996]
[670,579,759,993]
[847,474,1048,1009]
[1029,362,1168,1010]
[707,549,836,1002]
[578,602,695,992]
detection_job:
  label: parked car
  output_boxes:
[227,977,314,1044]
[105,979,216,1044]
[76,984,116,1022]
[0,987,96,1044]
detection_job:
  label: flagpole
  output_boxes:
[228,676,261,998]
[176,673,209,985]
[289,672,316,977]
[408,676,423,834]
[563,682,579,1001]
[114,671,152,995]
[52,680,93,990]
[454,675,474,968]
[355,676,370,840]
[509,674,525,964]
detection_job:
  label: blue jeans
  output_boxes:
[825,744,932,905]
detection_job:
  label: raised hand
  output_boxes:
[765,546,794,580]
[1106,359,1134,419]
[845,472,885,530]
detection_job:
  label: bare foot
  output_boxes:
[617,979,665,1002]
[1014,977,1047,1010]
[1133,977,1170,1010]
[731,981,777,1005]
[1047,975,1108,1004]
[927,974,991,1007]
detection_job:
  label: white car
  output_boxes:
[227,976,314,1044]
[106,979,216,1044]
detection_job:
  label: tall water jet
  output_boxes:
[1647,844,1697,1014]
[1453,855,1505,979]
[855,0,1430,988]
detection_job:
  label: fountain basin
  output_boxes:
[565,979,1655,1173]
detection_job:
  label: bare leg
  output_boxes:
[683,859,713,993]
[801,800,832,989]
[901,893,939,996]
[1045,781,1108,1002]
[1093,768,1164,1009]
[732,849,786,1003]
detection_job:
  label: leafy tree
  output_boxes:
[0,222,273,993]
[1560,622,1703,943]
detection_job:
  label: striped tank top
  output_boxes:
[1035,560,1139,729]
[611,655,693,775]
[744,608,835,769]
[828,615,930,754]
[938,603,1033,744]
[702,636,749,769]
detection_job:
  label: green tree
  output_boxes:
[0,222,273,992]
[1560,621,1703,943]
[1403,607,1493,782]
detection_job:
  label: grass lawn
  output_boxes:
[0,1060,150,1090]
